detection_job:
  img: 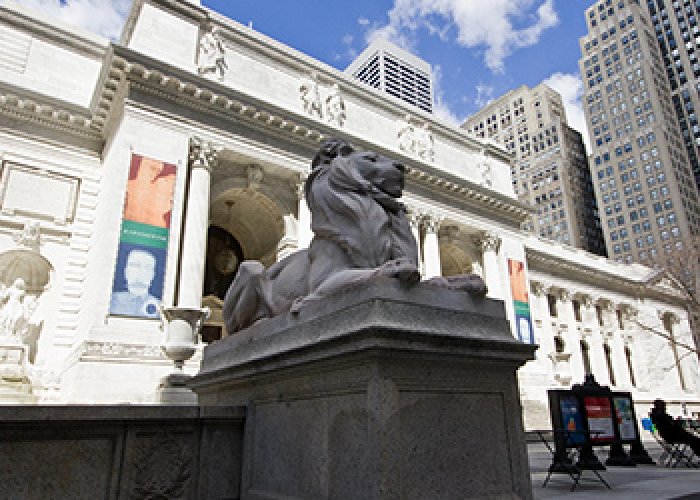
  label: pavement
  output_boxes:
[529,441,700,499]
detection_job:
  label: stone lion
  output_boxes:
[223,139,485,334]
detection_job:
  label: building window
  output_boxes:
[548,294,558,317]
[616,309,625,329]
[555,335,566,353]
[596,304,604,326]
[573,300,582,322]
[604,343,616,386]
[625,346,636,387]
[581,340,593,375]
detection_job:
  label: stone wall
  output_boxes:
[0,405,244,499]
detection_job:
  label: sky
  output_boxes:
[13,0,599,145]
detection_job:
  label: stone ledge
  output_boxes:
[0,404,245,422]
[194,279,536,387]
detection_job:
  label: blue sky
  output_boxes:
[15,0,599,141]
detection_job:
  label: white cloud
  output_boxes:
[474,83,495,110]
[431,65,461,125]
[542,72,591,152]
[12,0,132,40]
[366,0,558,73]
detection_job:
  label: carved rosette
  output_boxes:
[188,137,220,172]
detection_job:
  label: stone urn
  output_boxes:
[158,306,209,401]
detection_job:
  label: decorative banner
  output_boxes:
[613,395,637,441]
[109,154,177,318]
[583,396,615,442]
[559,394,586,446]
[508,259,534,344]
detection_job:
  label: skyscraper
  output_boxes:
[345,38,434,113]
[580,0,700,265]
[462,84,607,255]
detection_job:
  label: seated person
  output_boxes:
[650,398,700,456]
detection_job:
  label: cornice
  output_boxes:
[526,246,688,303]
[203,12,511,165]
[0,91,101,142]
[97,47,529,228]
[0,4,107,59]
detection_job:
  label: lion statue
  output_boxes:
[223,139,485,334]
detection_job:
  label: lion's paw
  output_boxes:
[381,258,420,285]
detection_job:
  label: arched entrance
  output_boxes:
[201,187,285,341]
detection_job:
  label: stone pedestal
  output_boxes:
[191,280,535,500]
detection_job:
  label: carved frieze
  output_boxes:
[197,28,228,80]
[299,74,347,127]
[397,115,434,162]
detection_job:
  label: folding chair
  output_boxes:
[651,429,698,468]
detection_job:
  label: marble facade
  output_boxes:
[0,0,696,427]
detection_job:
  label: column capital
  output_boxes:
[580,294,594,308]
[189,136,220,172]
[423,214,443,233]
[477,232,501,253]
[558,289,572,303]
[530,280,547,297]
[293,170,309,200]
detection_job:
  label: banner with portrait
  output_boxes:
[508,258,534,344]
[109,154,177,318]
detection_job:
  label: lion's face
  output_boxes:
[348,150,405,198]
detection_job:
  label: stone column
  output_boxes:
[479,232,502,299]
[178,137,218,308]
[597,300,617,386]
[558,289,585,384]
[422,215,442,279]
[581,295,604,380]
[295,174,313,249]
[406,209,423,275]
[276,214,299,261]
[530,282,550,348]
[614,306,636,388]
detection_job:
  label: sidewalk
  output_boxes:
[529,441,700,499]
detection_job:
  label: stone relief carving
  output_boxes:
[246,164,264,190]
[223,139,485,333]
[0,278,38,343]
[197,28,228,80]
[299,72,323,119]
[13,220,41,251]
[129,432,192,499]
[479,154,493,187]
[299,75,347,126]
[397,115,434,162]
[325,83,346,127]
